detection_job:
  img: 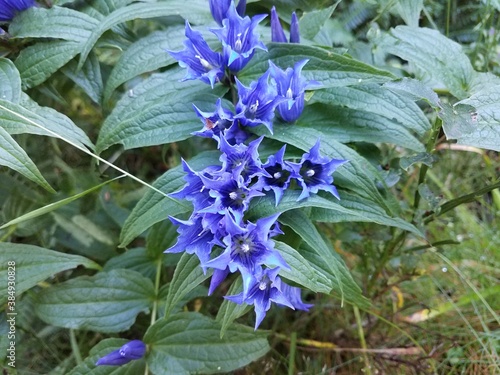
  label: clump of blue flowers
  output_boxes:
[167,0,347,329]
[0,0,35,22]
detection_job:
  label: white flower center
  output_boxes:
[229,191,238,200]
[286,87,294,99]
[306,169,315,177]
[249,100,259,114]
[235,34,243,52]
[241,243,251,253]
[258,281,267,290]
[273,171,282,179]
[195,55,213,70]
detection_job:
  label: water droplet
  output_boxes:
[442,267,448,272]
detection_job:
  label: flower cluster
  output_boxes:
[0,0,35,22]
[167,1,347,328]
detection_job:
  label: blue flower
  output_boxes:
[253,145,297,205]
[218,135,268,183]
[225,266,293,329]
[288,140,347,201]
[270,59,321,123]
[280,282,313,311]
[96,340,146,366]
[168,21,225,88]
[235,71,285,133]
[211,2,267,73]
[198,173,264,223]
[209,0,246,26]
[270,6,300,43]
[203,213,289,281]
[0,0,35,22]
[192,99,235,141]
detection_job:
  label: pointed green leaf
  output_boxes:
[215,277,252,338]
[144,312,269,375]
[62,52,103,104]
[396,0,423,28]
[0,127,55,193]
[97,69,228,153]
[0,58,21,103]
[35,269,154,332]
[299,2,339,40]
[0,243,100,306]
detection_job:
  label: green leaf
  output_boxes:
[215,277,252,338]
[310,84,430,136]
[0,176,123,229]
[35,269,154,332]
[0,96,94,150]
[68,338,146,374]
[164,253,212,318]
[103,26,184,102]
[274,240,330,293]
[0,58,21,103]
[96,69,228,153]
[119,151,220,247]
[441,84,500,151]
[62,52,103,104]
[299,2,339,40]
[146,219,179,258]
[239,43,395,87]
[383,78,440,108]
[278,209,369,308]
[296,104,424,151]
[9,6,99,43]
[15,40,81,89]
[104,248,158,279]
[144,312,269,375]
[396,0,423,28]
[0,243,99,306]
[77,1,212,69]
[0,127,55,193]
[380,26,474,99]
[400,152,439,171]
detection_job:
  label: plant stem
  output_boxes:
[69,329,83,366]
[353,306,372,375]
[151,256,163,326]
[288,332,297,375]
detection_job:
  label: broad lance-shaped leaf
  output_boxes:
[15,40,81,89]
[279,210,370,308]
[297,103,424,152]
[0,58,21,103]
[310,84,430,136]
[0,127,55,192]
[62,52,103,104]
[104,26,184,103]
[69,339,146,374]
[35,269,154,333]
[77,1,213,69]
[144,312,269,375]
[379,26,474,99]
[9,6,99,43]
[0,95,94,150]
[119,151,220,247]
[215,277,252,338]
[96,69,228,153]
[239,43,395,87]
[440,84,500,152]
[0,243,100,306]
[164,253,212,318]
[299,2,339,40]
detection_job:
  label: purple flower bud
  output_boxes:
[0,0,35,22]
[209,0,246,26]
[269,7,301,44]
[95,340,146,366]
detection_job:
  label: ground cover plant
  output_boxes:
[0,0,499,374]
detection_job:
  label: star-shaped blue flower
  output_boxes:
[270,59,321,123]
[235,71,285,133]
[288,140,347,201]
[270,6,300,43]
[253,145,297,205]
[168,21,225,88]
[0,0,35,22]
[203,213,289,281]
[211,2,267,73]
[96,340,146,366]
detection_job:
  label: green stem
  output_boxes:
[151,256,163,326]
[288,332,297,375]
[69,329,83,366]
[353,306,371,375]
[0,225,16,242]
